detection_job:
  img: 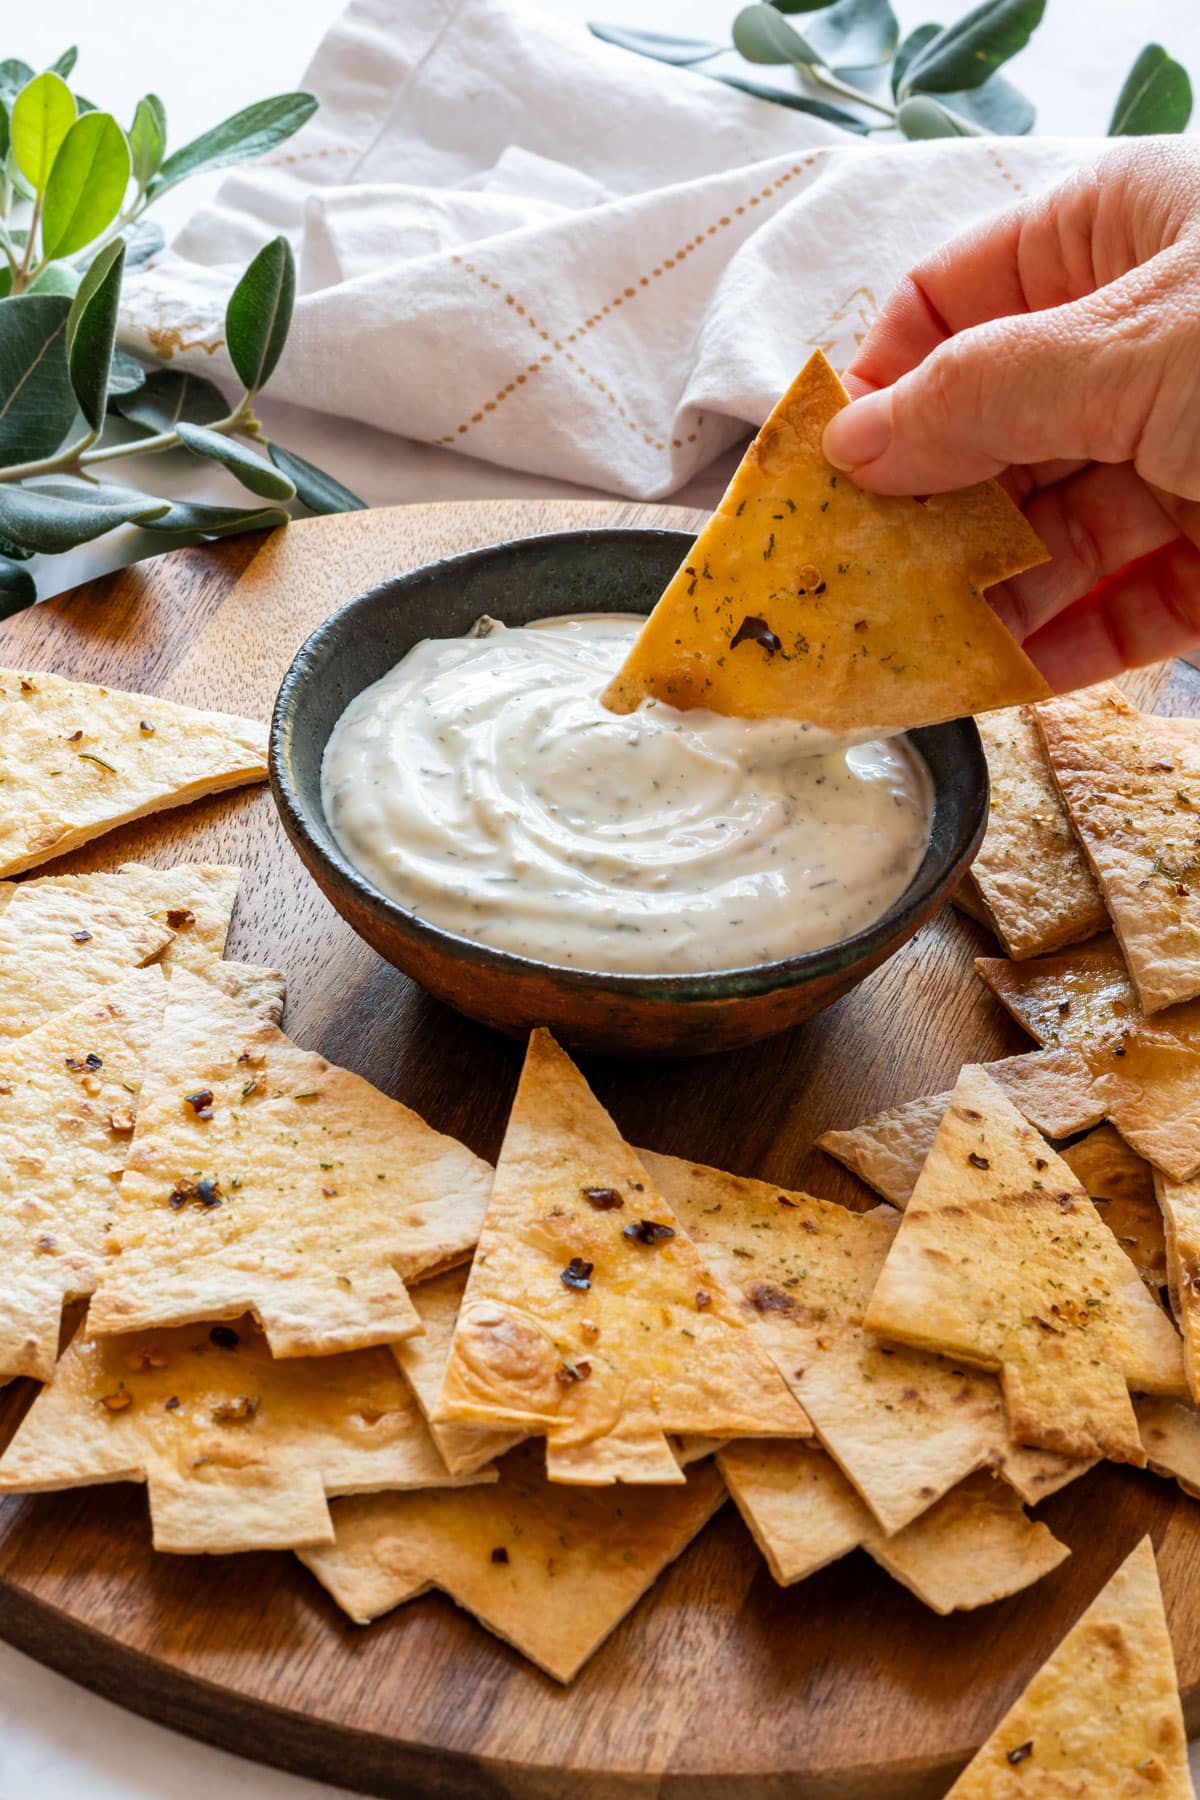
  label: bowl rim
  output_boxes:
[269,526,988,1005]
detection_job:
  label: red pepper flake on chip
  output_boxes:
[582,1185,624,1210]
[185,1088,215,1120]
[561,1257,594,1291]
[730,616,781,657]
[623,1219,676,1246]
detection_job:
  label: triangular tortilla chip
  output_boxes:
[202,961,286,1026]
[0,966,167,1385]
[86,970,493,1355]
[951,871,998,933]
[1084,1028,1200,1182]
[5,862,241,973]
[642,1153,1088,1532]
[1156,1173,1200,1402]
[392,1267,524,1478]
[0,670,267,876]
[719,1441,1067,1612]
[300,1443,725,1682]
[970,706,1108,959]
[1060,1127,1165,1289]
[435,1032,807,1481]
[944,1537,1191,1796]
[816,1048,1102,1208]
[0,879,172,1042]
[601,350,1050,733]
[0,1315,490,1553]
[864,1065,1186,1464]
[1038,687,1200,1014]
[1136,1395,1200,1501]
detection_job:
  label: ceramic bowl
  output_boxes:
[269,528,987,1056]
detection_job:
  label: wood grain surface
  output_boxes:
[0,499,1197,1800]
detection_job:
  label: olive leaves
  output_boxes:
[591,0,1193,140]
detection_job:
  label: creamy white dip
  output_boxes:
[321,615,933,976]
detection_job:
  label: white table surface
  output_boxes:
[2,0,1199,1794]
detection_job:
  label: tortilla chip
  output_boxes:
[642,1153,1089,1532]
[0,1314,489,1553]
[391,1267,524,1479]
[970,706,1108,959]
[0,670,267,877]
[863,1065,1186,1464]
[86,970,494,1355]
[0,966,167,1385]
[1060,1127,1165,1289]
[300,1442,725,1682]
[601,351,1049,733]
[435,1032,807,1482]
[6,862,241,974]
[944,1536,1190,1796]
[816,1048,1102,1208]
[1136,1395,1200,1501]
[1156,1174,1200,1402]
[1083,1028,1200,1183]
[1038,687,1200,1014]
[719,1441,1067,1611]
[0,879,173,1042]
[951,872,998,933]
[202,961,286,1026]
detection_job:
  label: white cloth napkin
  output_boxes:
[122,0,1102,500]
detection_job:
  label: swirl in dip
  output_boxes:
[321,614,934,976]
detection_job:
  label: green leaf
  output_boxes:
[49,48,78,79]
[587,23,727,64]
[175,422,296,500]
[715,72,870,128]
[107,350,144,397]
[140,499,289,537]
[113,367,229,433]
[0,99,10,163]
[732,4,819,64]
[267,442,366,514]
[893,21,941,96]
[225,236,294,395]
[26,259,80,296]
[0,479,168,552]
[5,144,33,201]
[0,556,36,617]
[0,294,75,466]
[0,533,32,558]
[807,0,898,72]
[65,236,124,430]
[0,61,34,104]
[0,269,10,301]
[148,91,317,200]
[123,217,165,269]
[74,94,97,115]
[897,93,985,136]
[42,112,131,260]
[770,0,838,10]
[940,72,1035,131]
[1109,44,1193,135]
[902,0,1045,94]
[128,93,166,189]
[11,71,76,191]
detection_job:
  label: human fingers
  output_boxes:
[1021,536,1200,689]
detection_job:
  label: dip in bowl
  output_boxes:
[270,529,987,1056]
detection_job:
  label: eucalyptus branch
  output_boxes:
[0,400,255,484]
[806,64,896,120]
[14,195,40,289]
[0,426,96,481]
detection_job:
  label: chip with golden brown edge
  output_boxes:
[0,880,173,1043]
[863,1065,1186,1464]
[816,1048,1102,1209]
[86,970,494,1356]
[4,862,241,974]
[0,1315,492,1553]
[1156,1174,1200,1403]
[299,1443,725,1682]
[0,671,267,877]
[944,1536,1190,1797]
[0,966,167,1386]
[601,351,1049,732]
[951,872,998,933]
[641,1152,1088,1533]
[970,706,1108,959]
[1060,1126,1165,1290]
[1083,1029,1200,1183]
[718,1441,1067,1612]
[435,1031,807,1484]
[391,1267,525,1479]
[201,961,286,1026]
[1136,1395,1200,1501]
[1037,687,1200,1015]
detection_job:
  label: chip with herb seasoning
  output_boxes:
[600,350,1050,733]
[0,880,173,1043]
[816,1048,1103,1209]
[299,1441,725,1682]
[1037,687,1200,1015]
[0,670,268,877]
[863,1065,1187,1465]
[85,970,494,1355]
[0,966,167,1386]
[943,1537,1190,1796]
[435,1031,808,1484]
[390,1267,525,1479]
[0,1314,493,1553]
[203,960,286,1027]
[1155,1174,1200,1403]
[718,1441,1067,1612]
[1082,1029,1200,1183]
[1136,1395,1200,1501]
[642,1152,1088,1532]
[2,863,242,975]
[1059,1127,1166,1290]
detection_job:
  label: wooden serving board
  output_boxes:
[1,498,1199,1800]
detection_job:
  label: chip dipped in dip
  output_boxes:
[320,614,933,976]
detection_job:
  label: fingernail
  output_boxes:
[822,389,893,471]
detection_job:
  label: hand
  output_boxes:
[821,140,1200,690]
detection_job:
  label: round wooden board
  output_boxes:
[1,498,1199,1800]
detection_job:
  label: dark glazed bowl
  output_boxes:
[270,529,987,1057]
